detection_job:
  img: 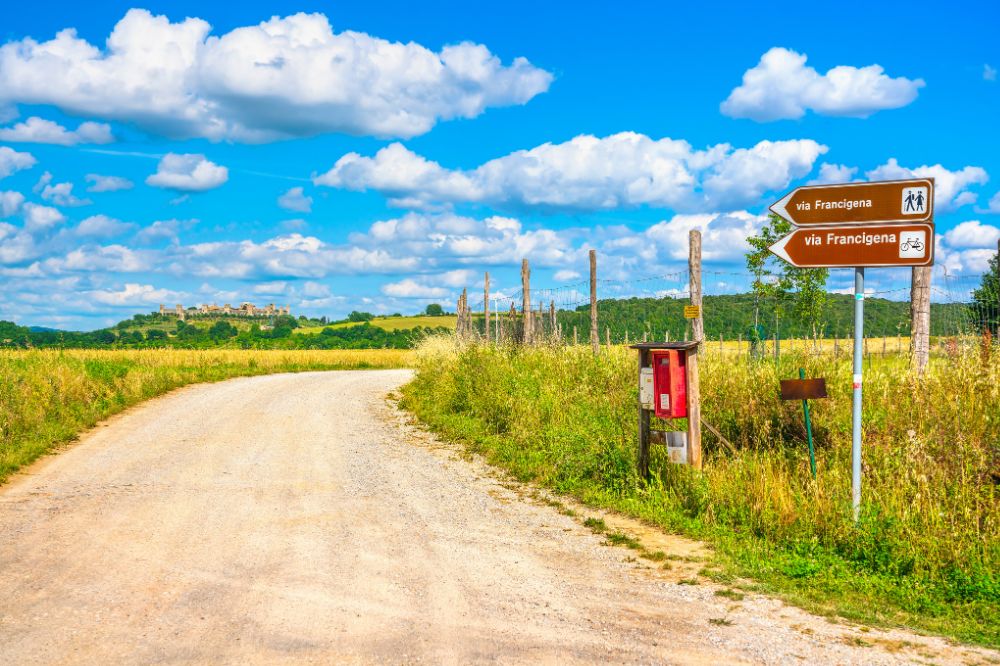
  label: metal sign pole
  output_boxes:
[851,267,864,521]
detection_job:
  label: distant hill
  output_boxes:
[28,326,63,333]
[296,314,458,334]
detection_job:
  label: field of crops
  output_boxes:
[401,337,1000,646]
[295,315,459,334]
[0,349,410,484]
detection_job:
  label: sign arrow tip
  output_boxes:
[768,232,794,265]
[769,190,794,222]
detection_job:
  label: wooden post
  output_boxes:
[484,272,490,343]
[738,333,742,355]
[549,300,556,341]
[509,302,517,343]
[637,347,651,478]
[689,230,704,343]
[522,259,532,344]
[462,288,469,338]
[719,332,723,354]
[686,347,702,470]
[910,266,931,374]
[625,330,630,345]
[665,330,670,342]
[643,331,648,342]
[589,250,599,355]
[606,327,610,347]
[573,326,578,346]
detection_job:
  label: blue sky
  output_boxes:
[1,1,997,329]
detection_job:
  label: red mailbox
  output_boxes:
[650,349,687,418]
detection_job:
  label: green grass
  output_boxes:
[400,338,1000,647]
[295,314,460,334]
[0,348,410,485]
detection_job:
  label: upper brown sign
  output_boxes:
[768,223,935,268]
[770,178,934,226]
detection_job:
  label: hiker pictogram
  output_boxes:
[901,186,928,215]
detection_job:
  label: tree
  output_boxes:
[347,311,374,322]
[972,246,1000,334]
[746,213,829,343]
[209,320,237,341]
[425,303,444,316]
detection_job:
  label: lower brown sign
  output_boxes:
[779,378,828,401]
[769,223,934,268]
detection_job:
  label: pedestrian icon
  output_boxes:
[902,186,927,215]
[899,230,926,258]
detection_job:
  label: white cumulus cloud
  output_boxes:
[315,133,827,213]
[22,202,64,231]
[85,174,134,192]
[0,146,36,179]
[986,191,1000,213]
[146,153,228,192]
[865,158,988,212]
[807,163,858,185]
[0,190,24,216]
[0,9,552,142]
[721,47,924,121]
[35,172,90,206]
[277,186,312,213]
[75,214,135,238]
[943,220,1000,249]
[381,279,450,299]
[87,283,180,306]
[0,116,112,145]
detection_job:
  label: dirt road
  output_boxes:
[0,371,993,665]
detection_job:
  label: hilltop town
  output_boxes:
[159,303,291,321]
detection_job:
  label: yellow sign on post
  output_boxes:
[683,305,700,319]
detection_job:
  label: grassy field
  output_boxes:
[295,314,459,334]
[401,337,999,646]
[0,349,410,485]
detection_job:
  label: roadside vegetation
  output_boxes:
[0,310,452,351]
[0,348,409,484]
[401,337,999,646]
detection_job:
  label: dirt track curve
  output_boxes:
[0,370,994,665]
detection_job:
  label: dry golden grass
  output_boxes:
[0,348,411,484]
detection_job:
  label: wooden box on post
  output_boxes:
[630,341,701,476]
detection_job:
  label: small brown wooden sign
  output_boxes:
[770,178,934,226]
[780,378,828,401]
[768,223,934,268]
[683,305,700,319]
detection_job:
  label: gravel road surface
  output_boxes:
[0,370,994,665]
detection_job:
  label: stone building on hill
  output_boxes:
[159,303,291,321]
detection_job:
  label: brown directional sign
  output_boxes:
[768,223,935,268]
[780,378,828,401]
[770,178,934,226]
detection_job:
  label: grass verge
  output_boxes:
[1,348,409,484]
[400,337,999,647]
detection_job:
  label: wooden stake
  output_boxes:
[484,272,490,343]
[686,347,702,470]
[590,249,599,355]
[689,230,703,343]
[910,266,931,374]
[522,259,532,344]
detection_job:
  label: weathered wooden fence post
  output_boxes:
[484,272,490,343]
[910,265,931,374]
[522,259,532,344]
[687,229,703,470]
[590,249,599,355]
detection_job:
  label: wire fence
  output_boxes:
[459,260,999,358]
